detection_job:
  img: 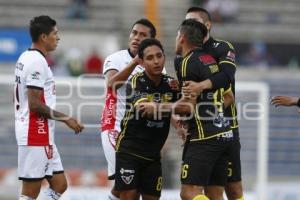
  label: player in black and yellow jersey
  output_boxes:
[114,38,179,200]
[175,19,234,200]
[181,7,244,200]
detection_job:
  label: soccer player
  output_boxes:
[175,19,233,200]
[114,38,178,200]
[183,7,244,200]
[14,16,84,200]
[100,18,157,200]
[271,96,300,109]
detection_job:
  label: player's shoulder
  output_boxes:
[18,49,47,69]
[214,38,235,51]
[129,72,144,85]
[105,49,129,60]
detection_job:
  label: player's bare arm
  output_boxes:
[181,80,212,96]
[271,96,300,107]
[28,88,84,133]
[106,55,141,90]
[224,90,234,108]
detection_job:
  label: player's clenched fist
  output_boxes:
[65,118,84,134]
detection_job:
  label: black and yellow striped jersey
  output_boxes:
[174,48,232,141]
[116,72,178,160]
[204,37,238,129]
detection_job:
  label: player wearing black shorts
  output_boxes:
[175,19,233,200]
[115,39,178,200]
[183,7,243,200]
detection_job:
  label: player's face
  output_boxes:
[44,26,60,52]
[185,12,205,24]
[175,31,183,55]
[129,24,152,56]
[142,45,165,76]
[186,12,211,32]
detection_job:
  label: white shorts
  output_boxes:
[18,144,64,181]
[101,130,119,180]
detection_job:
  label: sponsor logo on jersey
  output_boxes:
[199,54,216,65]
[146,120,164,128]
[31,71,41,80]
[37,117,47,134]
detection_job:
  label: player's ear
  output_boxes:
[205,22,211,32]
[40,33,47,43]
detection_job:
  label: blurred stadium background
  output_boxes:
[0,0,300,199]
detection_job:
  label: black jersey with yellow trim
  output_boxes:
[174,48,231,141]
[116,72,178,160]
[204,37,238,129]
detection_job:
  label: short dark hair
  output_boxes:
[179,19,208,47]
[138,38,164,59]
[30,15,56,42]
[186,7,211,23]
[132,18,156,38]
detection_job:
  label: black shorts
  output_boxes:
[227,128,242,182]
[115,152,162,197]
[181,137,232,186]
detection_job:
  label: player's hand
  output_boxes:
[132,55,142,66]
[175,120,189,146]
[137,102,157,118]
[64,118,84,134]
[169,79,180,91]
[182,81,202,100]
[271,96,298,107]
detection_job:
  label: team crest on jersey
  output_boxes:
[31,71,41,80]
[120,168,135,185]
[199,55,216,65]
[226,51,235,62]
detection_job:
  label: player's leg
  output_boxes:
[18,146,49,199]
[20,180,43,199]
[101,130,120,199]
[225,181,243,200]
[180,142,214,200]
[40,145,67,200]
[225,130,243,200]
[205,140,229,200]
[140,159,162,200]
[115,152,140,200]
[181,184,206,200]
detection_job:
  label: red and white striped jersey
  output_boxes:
[14,49,56,146]
[100,49,144,132]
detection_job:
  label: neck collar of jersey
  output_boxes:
[143,71,163,87]
[204,37,214,48]
[127,48,135,58]
[28,48,46,58]
[184,47,202,58]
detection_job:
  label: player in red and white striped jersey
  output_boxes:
[14,16,84,200]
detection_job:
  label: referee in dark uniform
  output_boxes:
[175,19,233,200]
[114,39,178,200]
[182,7,244,200]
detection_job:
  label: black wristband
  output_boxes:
[297,98,300,107]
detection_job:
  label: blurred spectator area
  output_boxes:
[1,0,300,73]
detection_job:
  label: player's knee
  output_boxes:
[192,194,210,200]
[180,190,193,200]
[59,181,68,194]
[52,180,68,194]
[225,183,243,200]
